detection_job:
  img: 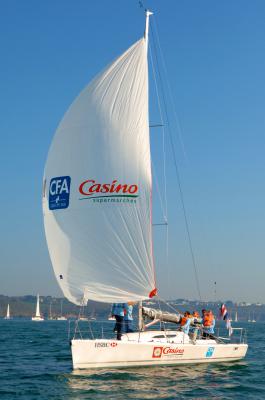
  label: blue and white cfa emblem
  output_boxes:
[49,176,71,210]
[205,347,215,358]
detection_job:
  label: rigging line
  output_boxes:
[74,299,85,338]
[152,16,188,163]
[150,24,202,302]
[166,223,169,294]
[157,296,184,316]
[149,42,168,222]
[157,298,168,334]
[149,38,170,294]
[152,160,167,223]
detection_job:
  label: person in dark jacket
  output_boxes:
[111,303,125,340]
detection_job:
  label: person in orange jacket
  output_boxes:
[202,310,215,338]
[180,311,192,334]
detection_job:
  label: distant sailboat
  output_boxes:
[4,304,11,320]
[234,311,238,322]
[48,301,55,320]
[78,311,89,321]
[56,300,67,320]
[88,308,96,321]
[108,305,115,320]
[252,312,256,323]
[32,294,44,321]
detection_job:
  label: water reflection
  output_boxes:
[67,362,249,399]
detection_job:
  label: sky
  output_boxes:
[0,0,265,303]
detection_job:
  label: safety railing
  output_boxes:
[68,319,247,346]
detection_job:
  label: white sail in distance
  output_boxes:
[43,37,157,305]
[5,304,10,319]
[35,294,41,318]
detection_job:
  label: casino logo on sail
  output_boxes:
[49,176,71,210]
[79,179,139,204]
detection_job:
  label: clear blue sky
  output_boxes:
[1,0,264,303]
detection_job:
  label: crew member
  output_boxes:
[190,311,201,342]
[180,311,191,335]
[202,310,215,338]
[124,302,134,333]
[111,303,125,340]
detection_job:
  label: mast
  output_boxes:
[138,10,154,332]
[144,9,153,51]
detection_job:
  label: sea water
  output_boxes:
[0,320,264,399]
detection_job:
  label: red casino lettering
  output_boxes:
[79,179,138,196]
[163,347,184,355]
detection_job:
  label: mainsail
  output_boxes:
[142,307,181,324]
[43,36,156,305]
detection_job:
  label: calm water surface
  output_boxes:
[0,320,264,399]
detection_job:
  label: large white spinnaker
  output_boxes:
[43,37,157,305]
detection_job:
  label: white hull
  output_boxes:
[32,316,44,321]
[71,331,247,369]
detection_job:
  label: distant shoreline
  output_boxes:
[0,295,264,321]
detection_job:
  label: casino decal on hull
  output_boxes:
[152,346,185,358]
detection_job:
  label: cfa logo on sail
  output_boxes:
[48,176,71,210]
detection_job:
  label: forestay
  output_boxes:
[43,38,157,305]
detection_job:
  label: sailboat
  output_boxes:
[56,299,67,320]
[234,311,238,322]
[43,10,248,369]
[4,304,11,320]
[48,301,54,320]
[108,306,116,321]
[88,309,97,321]
[78,317,89,321]
[252,312,256,323]
[32,294,44,321]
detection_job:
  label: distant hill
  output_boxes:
[0,295,265,321]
